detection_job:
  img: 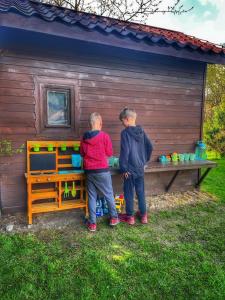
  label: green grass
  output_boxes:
[201,158,225,202]
[0,159,224,300]
[0,201,225,300]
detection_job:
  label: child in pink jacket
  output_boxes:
[80,112,119,232]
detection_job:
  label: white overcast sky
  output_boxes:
[143,0,225,45]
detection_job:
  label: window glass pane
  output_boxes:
[47,90,70,126]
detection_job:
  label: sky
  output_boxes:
[144,0,225,45]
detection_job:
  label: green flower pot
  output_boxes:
[61,144,67,151]
[33,144,40,152]
[73,144,80,151]
[48,144,54,152]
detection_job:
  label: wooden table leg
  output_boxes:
[195,168,212,188]
[27,181,32,225]
[166,170,180,192]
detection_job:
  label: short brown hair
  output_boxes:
[119,107,137,121]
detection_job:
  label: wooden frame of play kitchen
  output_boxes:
[25,141,87,225]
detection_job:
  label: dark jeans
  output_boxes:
[87,171,118,224]
[124,175,146,216]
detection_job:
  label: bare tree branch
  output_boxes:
[39,0,193,23]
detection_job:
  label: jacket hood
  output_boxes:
[82,130,101,145]
[126,126,144,142]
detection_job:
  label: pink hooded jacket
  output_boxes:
[80,131,113,170]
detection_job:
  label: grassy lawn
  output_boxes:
[201,158,225,202]
[0,160,224,300]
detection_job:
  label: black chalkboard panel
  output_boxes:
[30,154,56,171]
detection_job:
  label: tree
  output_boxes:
[40,0,193,23]
[204,65,225,156]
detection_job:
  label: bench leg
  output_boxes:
[166,170,180,192]
[195,168,211,188]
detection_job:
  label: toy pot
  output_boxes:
[61,144,67,151]
[33,144,40,152]
[47,144,54,152]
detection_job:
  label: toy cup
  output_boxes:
[184,153,190,161]
[190,153,196,161]
[166,155,171,162]
[178,153,184,161]
[159,155,167,163]
[171,152,178,162]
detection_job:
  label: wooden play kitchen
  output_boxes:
[25,141,88,225]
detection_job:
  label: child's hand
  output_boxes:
[123,172,131,179]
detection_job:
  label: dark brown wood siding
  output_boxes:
[0,43,205,213]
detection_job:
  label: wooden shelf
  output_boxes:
[58,155,71,159]
[31,190,58,201]
[32,200,86,213]
[61,200,86,208]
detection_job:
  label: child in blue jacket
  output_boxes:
[119,108,153,225]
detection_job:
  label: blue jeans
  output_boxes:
[124,175,146,216]
[87,172,118,224]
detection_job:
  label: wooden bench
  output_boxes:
[110,160,217,192]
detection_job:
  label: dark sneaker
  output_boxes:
[87,222,96,232]
[127,215,135,225]
[110,218,120,226]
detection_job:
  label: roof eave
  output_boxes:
[1,12,225,65]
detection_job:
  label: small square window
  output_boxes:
[45,90,71,127]
[35,77,78,136]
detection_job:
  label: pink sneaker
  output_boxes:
[141,214,148,224]
[119,213,128,222]
[87,223,96,232]
[127,215,135,225]
[136,211,148,224]
[119,214,135,225]
[110,218,120,226]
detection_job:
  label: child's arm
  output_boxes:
[104,134,113,157]
[144,133,153,162]
[80,139,85,157]
[119,131,130,174]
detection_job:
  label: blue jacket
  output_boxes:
[119,126,153,177]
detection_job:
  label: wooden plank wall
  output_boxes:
[0,42,205,212]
